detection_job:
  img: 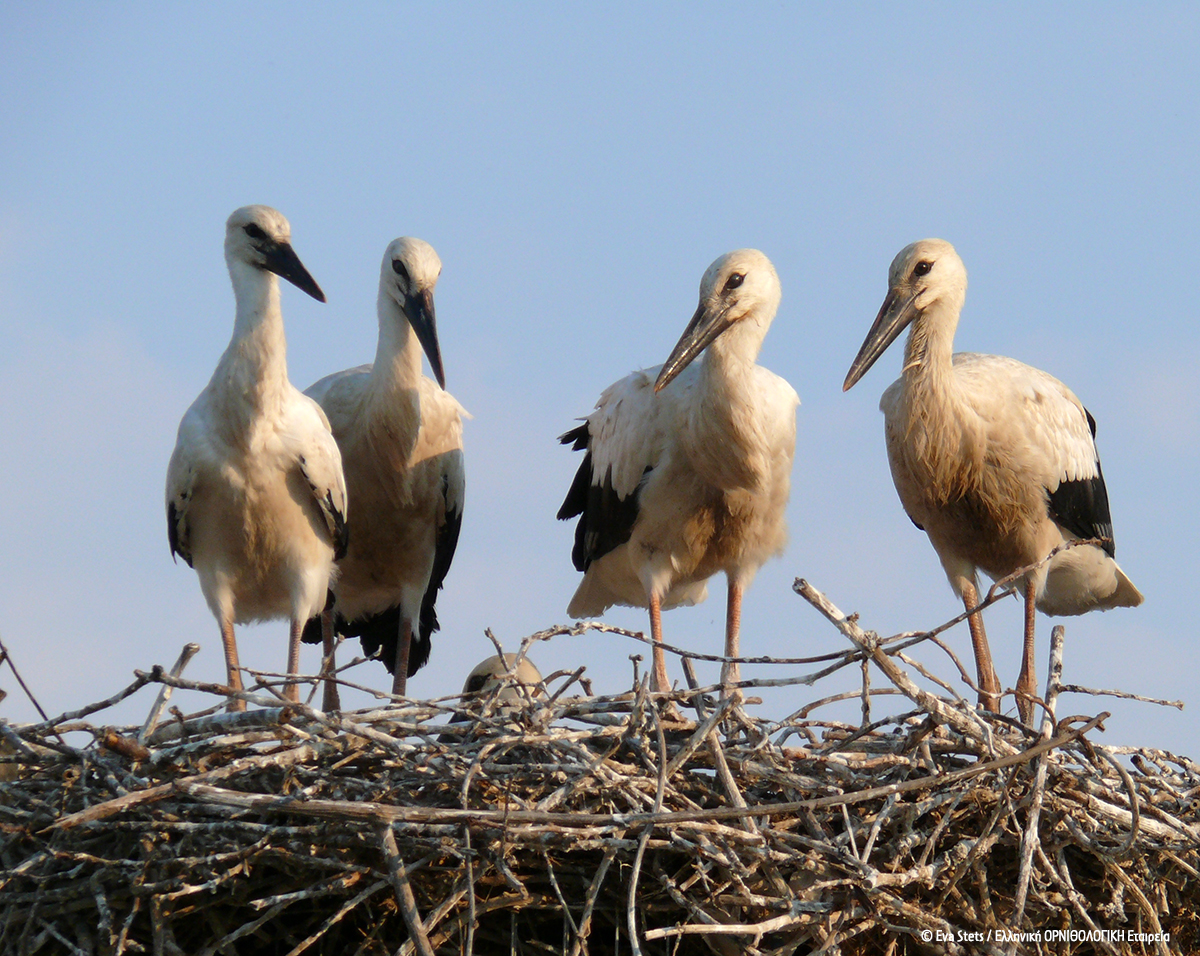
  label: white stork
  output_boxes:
[440,653,544,739]
[461,653,544,701]
[166,205,347,711]
[301,237,466,698]
[843,238,1143,721]
[558,249,799,694]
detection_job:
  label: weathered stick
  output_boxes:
[378,823,435,956]
[138,643,201,744]
[793,578,1010,753]
[174,717,1105,831]
[1010,625,1066,944]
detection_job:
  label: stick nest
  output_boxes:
[1,581,1197,955]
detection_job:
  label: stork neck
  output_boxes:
[901,300,958,389]
[710,314,767,368]
[698,342,754,406]
[696,316,770,411]
[895,298,979,469]
[370,292,424,397]
[682,338,766,491]
[213,260,290,416]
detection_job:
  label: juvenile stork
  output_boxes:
[843,239,1142,721]
[558,249,799,694]
[440,654,544,740]
[461,654,544,701]
[166,206,347,711]
[301,237,466,698]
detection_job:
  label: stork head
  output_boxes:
[380,237,445,388]
[655,248,781,392]
[461,654,543,700]
[224,205,325,302]
[843,238,966,390]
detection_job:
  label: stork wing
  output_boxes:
[955,352,1115,554]
[287,392,349,558]
[420,447,465,639]
[557,366,679,571]
[165,404,207,568]
[304,364,372,430]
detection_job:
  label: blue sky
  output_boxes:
[2,5,1196,753]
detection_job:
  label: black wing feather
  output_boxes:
[167,500,193,568]
[1045,406,1116,557]
[298,455,349,559]
[557,421,645,572]
[1047,470,1115,557]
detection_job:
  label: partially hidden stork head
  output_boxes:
[224,205,325,302]
[381,236,445,388]
[461,654,544,701]
[655,248,781,392]
[843,238,967,391]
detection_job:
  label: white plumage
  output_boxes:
[844,238,1142,721]
[559,249,799,693]
[302,237,466,698]
[166,205,347,711]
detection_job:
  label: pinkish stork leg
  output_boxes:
[648,591,671,694]
[391,618,412,697]
[961,580,1001,712]
[220,618,246,713]
[722,577,743,694]
[320,608,341,712]
[285,618,303,703]
[1015,578,1039,725]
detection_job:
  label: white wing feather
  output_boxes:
[952,352,1099,490]
[283,390,348,543]
[584,364,691,497]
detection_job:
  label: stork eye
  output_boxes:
[724,273,745,292]
[392,260,411,284]
[913,260,933,277]
[244,223,267,241]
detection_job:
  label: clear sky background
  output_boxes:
[1,5,1196,754]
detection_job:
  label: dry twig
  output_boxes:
[0,583,1195,955]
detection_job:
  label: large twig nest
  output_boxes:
[0,582,1196,955]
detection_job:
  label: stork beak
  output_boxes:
[655,299,734,392]
[404,287,445,389]
[842,288,920,391]
[263,241,326,303]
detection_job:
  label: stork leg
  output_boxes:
[1015,578,1039,725]
[320,608,341,712]
[721,577,743,695]
[219,618,246,713]
[285,618,303,703]
[391,619,412,698]
[648,591,671,694]
[960,580,1001,712]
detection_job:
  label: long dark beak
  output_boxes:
[264,241,326,303]
[404,287,445,389]
[842,288,920,391]
[655,299,734,392]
